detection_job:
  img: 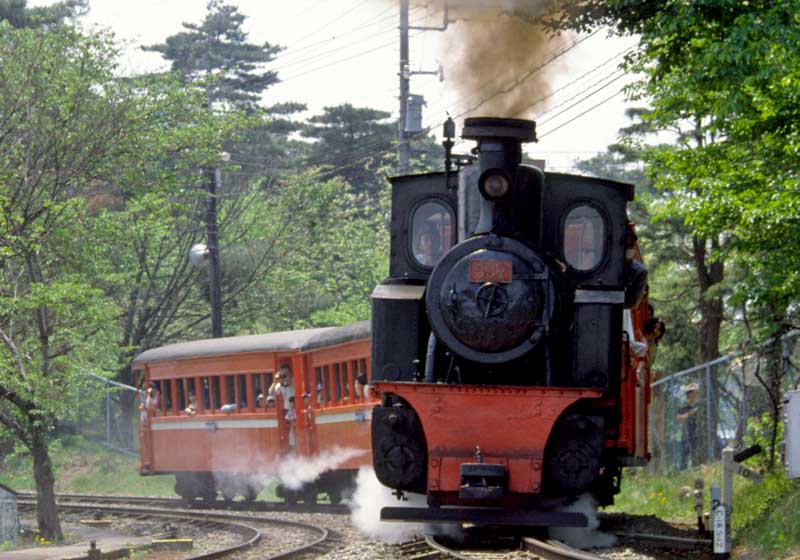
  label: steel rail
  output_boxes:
[17,497,332,560]
[17,491,350,514]
[424,535,485,560]
[522,537,608,560]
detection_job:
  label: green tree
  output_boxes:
[0,0,86,28]
[0,22,242,539]
[301,104,396,198]
[0,23,131,541]
[143,0,281,108]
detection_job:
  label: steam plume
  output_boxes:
[211,446,367,498]
[350,467,427,543]
[277,447,367,490]
[548,494,617,549]
[413,0,570,118]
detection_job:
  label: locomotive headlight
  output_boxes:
[478,169,511,200]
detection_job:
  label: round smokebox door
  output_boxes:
[439,249,542,353]
[426,235,554,364]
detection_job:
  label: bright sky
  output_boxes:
[34,0,639,172]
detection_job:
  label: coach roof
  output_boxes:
[132,321,370,366]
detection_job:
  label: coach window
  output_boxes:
[177,379,187,412]
[236,375,248,409]
[563,205,605,271]
[210,377,221,411]
[162,381,173,415]
[411,201,454,268]
[253,375,264,409]
[314,367,323,405]
[341,362,350,399]
[323,365,332,404]
[333,363,342,402]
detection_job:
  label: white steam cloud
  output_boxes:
[210,446,367,499]
[548,494,617,549]
[277,447,367,490]
[350,467,428,544]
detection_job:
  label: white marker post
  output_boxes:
[786,390,800,480]
[713,445,763,559]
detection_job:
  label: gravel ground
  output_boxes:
[20,505,715,560]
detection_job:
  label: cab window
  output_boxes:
[563,205,605,271]
[411,201,454,268]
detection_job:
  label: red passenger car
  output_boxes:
[133,321,374,504]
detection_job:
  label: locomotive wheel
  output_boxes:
[222,490,236,503]
[244,486,259,503]
[544,414,603,495]
[303,486,318,506]
[327,489,342,505]
[175,472,216,504]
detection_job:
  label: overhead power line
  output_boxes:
[536,70,626,125]
[538,88,626,139]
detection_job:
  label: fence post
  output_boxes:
[741,360,747,446]
[105,380,111,446]
[706,363,714,463]
[75,383,82,435]
[783,333,795,389]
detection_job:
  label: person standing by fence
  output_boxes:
[677,383,701,469]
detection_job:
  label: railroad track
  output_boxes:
[17,491,350,514]
[397,535,608,560]
[17,496,337,560]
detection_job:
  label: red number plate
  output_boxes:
[469,259,513,283]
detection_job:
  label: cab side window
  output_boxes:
[563,205,605,271]
[411,201,454,268]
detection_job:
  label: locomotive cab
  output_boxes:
[370,117,649,526]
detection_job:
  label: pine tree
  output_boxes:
[143,0,281,108]
[0,0,86,28]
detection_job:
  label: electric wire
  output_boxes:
[537,88,626,139]
[510,44,635,118]
[266,7,417,72]
[535,70,626,125]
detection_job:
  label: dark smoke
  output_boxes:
[413,0,571,118]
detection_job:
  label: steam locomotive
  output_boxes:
[370,117,653,526]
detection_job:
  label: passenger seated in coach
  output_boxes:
[184,394,197,416]
[145,383,161,416]
[220,403,238,414]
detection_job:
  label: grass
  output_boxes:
[1,435,279,501]
[1,436,176,496]
[609,463,800,558]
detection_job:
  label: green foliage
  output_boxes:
[744,411,784,471]
[0,0,86,29]
[612,464,800,556]
[301,104,396,198]
[143,0,282,108]
[735,472,800,556]
[232,171,389,332]
[624,0,800,328]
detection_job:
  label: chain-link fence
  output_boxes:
[70,371,140,456]
[649,330,800,471]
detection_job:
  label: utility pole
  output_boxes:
[398,0,450,175]
[206,166,223,338]
[398,0,411,174]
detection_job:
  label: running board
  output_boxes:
[381,507,587,526]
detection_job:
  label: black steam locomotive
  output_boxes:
[369,117,651,526]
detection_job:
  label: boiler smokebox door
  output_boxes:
[426,235,555,364]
